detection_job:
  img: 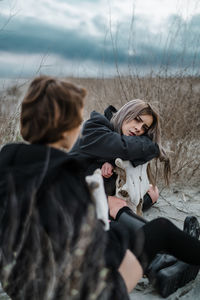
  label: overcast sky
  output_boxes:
[0,0,200,77]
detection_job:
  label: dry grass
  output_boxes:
[0,84,23,144]
[0,75,199,185]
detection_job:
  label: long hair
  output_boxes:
[111,99,171,185]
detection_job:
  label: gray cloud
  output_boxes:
[0,12,200,77]
[0,14,128,63]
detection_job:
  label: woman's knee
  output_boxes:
[151,217,172,227]
[118,250,143,293]
[145,217,175,237]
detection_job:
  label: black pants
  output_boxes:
[116,207,200,269]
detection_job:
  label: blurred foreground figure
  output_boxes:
[0,76,142,300]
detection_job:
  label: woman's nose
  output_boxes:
[135,123,143,131]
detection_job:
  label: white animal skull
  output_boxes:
[115,158,149,216]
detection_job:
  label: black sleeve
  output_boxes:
[142,193,153,211]
[78,111,159,167]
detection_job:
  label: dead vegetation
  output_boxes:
[0,83,23,144]
[0,75,199,185]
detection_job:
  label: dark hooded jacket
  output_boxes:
[71,107,159,175]
[71,106,159,206]
[0,143,129,300]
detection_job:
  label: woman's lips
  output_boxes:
[129,131,136,136]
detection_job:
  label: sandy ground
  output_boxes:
[130,184,200,300]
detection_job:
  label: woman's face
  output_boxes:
[122,114,153,136]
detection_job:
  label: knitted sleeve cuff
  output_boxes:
[142,193,153,211]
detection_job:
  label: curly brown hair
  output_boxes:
[20,76,86,144]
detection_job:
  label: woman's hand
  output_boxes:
[101,162,114,178]
[108,196,127,219]
[147,184,159,203]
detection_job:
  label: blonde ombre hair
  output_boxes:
[111,99,171,185]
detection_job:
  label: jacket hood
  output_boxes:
[104,105,117,121]
[0,143,82,186]
[0,143,68,168]
[89,111,114,130]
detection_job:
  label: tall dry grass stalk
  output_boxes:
[0,75,199,185]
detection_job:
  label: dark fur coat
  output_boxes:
[0,143,129,300]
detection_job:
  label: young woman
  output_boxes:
[0,75,200,300]
[71,99,170,212]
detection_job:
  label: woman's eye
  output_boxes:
[143,125,149,132]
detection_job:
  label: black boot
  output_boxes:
[183,216,200,239]
[146,216,200,298]
[116,207,149,268]
[116,206,147,231]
